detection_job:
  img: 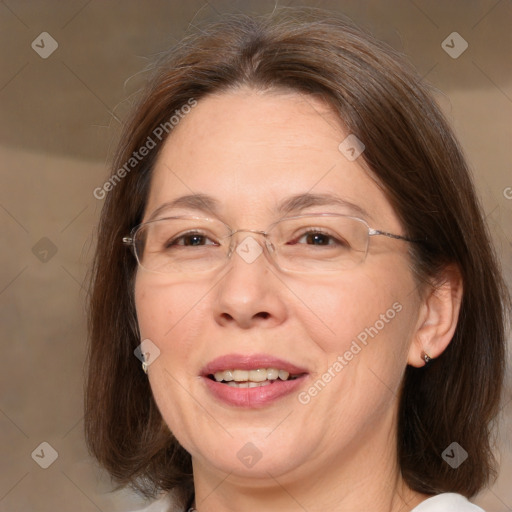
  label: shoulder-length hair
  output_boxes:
[85,7,510,505]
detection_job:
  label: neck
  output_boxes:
[189,409,429,512]
[190,468,424,512]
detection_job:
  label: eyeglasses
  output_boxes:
[123,213,417,275]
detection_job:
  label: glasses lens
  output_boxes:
[270,215,369,272]
[132,215,369,274]
[134,217,228,273]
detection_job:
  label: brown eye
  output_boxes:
[166,231,217,248]
[292,229,347,247]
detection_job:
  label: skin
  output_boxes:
[134,88,463,512]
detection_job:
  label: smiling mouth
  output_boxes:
[208,368,304,388]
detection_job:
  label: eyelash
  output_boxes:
[165,228,346,248]
[165,231,217,247]
[292,229,346,247]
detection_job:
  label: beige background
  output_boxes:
[0,1,511,511]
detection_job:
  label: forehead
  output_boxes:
[143,88,399,230]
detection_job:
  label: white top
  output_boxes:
[411,493,484,511]
[131,492,484,511]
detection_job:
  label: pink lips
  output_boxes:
[201,353,308,408]
[202,353,308,376]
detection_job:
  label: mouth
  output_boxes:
[201,354,309,407]
[208,368,303,388]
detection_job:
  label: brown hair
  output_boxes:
[85,7,510,504]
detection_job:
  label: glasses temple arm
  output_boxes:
[369,229,426,243]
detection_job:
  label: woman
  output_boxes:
[85,7,509,512]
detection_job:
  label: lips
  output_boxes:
[201,353,309,408]
[202,354,308,376]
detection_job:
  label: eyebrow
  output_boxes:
[276,193,370,219]
[147,192,371,221]
[147,194,221,221]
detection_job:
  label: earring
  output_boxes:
[421,351,433,365]
[142,361,149,374]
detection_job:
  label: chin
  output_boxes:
[188,431,310,480]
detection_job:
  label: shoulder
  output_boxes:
[411,493,485,512]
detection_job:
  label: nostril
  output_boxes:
[256,312,270,319]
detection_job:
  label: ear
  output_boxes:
[407,265,463,367]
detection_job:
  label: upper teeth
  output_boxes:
[213,368,291,382]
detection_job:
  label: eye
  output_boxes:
[165,230,218,248]
[291,229,348,247]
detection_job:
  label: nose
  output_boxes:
[212,231,288,329]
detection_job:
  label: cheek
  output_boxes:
[135,276,206,341]
[299,267,419,416]
[300,271,411,353]
[134,278,209,437]
[302,275,417,419]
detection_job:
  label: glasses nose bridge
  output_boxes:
[224,227,277,264]
[227,227,272,249]
[229,227,268,238]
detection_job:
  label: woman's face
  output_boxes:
[135,89,423,483]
